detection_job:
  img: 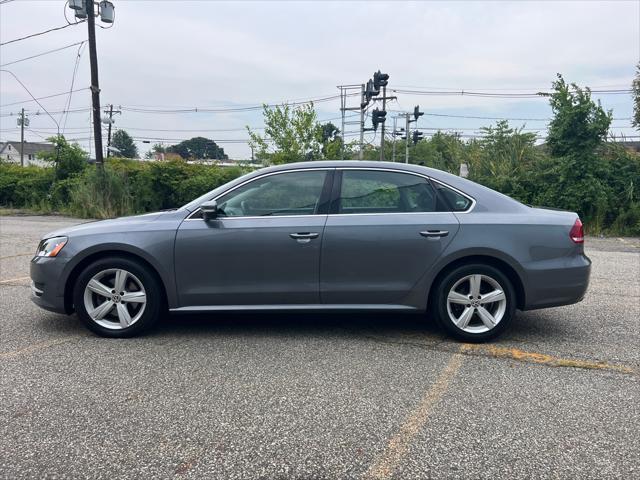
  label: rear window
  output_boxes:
[434,183,473,212]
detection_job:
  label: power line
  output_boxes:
[118,93,359,115]
[393,83,632,91]
[0,41,86,67]
[0,88,89,108]
[392,88,633,98]
[0,70,59,132]
[0,107,91,118]
[389,110,632,122]
[61,42,87,133]
[1,22,85,46]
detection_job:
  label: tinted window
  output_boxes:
[338,170,437,214]
[216,170,327,217]
[435,183,473,212]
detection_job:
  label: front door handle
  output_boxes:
[420,230,449,238]
[289,232,319,240]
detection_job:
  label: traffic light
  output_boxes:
[364,79,380,103]
[412,130,423,145]
[373,70,389,90]
[371,108,387,131]
[413,105,424,121]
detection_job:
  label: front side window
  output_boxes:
[216,170,327,217]
[338,170,437,214]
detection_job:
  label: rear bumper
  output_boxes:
[522,254,591,310]
[30,256,70,314]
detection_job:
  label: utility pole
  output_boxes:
[392,116,397,162]
[86,0,104,168]
[104,104,121,157]
[380,82,387,161]
[18,108,26,167]
[337,83,364,160]
[405,114,410,164]
[69,0,114,166]
[339,86,346,160]
[359,83,365,160]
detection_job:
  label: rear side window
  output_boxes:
[434,182,473,212]
[338,170,437,214]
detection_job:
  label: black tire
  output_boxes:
[433,263,516,342]
[72,256,163,338]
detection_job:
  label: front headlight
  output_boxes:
[36,236,68,257]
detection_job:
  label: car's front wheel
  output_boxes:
[72,257,163,338]
[434,264,516,342]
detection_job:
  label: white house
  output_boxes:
[0,141,54,167]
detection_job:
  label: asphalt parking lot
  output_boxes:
[1,215,638,480]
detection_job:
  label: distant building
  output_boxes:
[0,141,54,167]
[618,141,640,153]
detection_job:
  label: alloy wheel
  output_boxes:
[446,274,507,334]
[83,268,147,330]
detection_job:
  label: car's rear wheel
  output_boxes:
[72,257,162,338]
[434,264,515,342]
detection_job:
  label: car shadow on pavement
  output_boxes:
[158,311,442,338]
[33,308,567,344]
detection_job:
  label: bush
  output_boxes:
[0,163,54,208]
[60,159,247,219]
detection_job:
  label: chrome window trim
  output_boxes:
[185,165,476,221]
[185,168,332,221]
[334,167,476,214]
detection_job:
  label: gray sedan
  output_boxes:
[30,161,591,341]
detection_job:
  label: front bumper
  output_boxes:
[30,256,70,314]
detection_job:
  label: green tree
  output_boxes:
[39,135,86,180]
[247,103,322,164]
[168,137,226,160]
[411,131,467,173]
[316,121,343,159]
[632,62,640,131]
[144,143,166,160]
[110,129,138,159]
[534,75,614,230]
[467,121,541,201]
[546,74,611,157]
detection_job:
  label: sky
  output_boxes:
[1,0,639,159]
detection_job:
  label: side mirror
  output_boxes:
[200,200,219,221]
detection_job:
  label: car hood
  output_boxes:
[41,211,171,240]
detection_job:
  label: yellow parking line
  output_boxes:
[0,276,30,285]
[464,344,636,375]
[0,336,78,359]
[364,344,469,480]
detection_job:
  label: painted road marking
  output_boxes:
[465,344,636,375]
[0,336,79,359]
[364,344,468,480]
[0,276,30,285]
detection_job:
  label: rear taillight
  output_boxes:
[570,218,584,244]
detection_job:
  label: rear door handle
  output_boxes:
[420,230,449,238]
[289,232,319,240]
